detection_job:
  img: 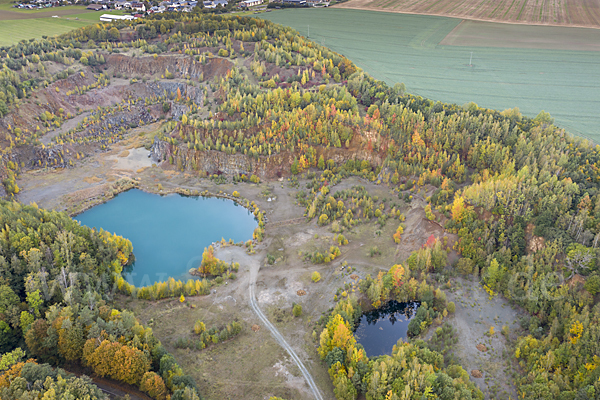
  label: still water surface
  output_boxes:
[76,189,257,286]
[354,301,419,357]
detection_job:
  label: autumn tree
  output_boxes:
[392,225,403,243]
[140,372,168,400]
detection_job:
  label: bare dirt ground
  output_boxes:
[334,0,600,29]
[17,122,159,214]
[442,277,526,400]
[17,127,521,399]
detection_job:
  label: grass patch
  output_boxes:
[0,17,89,45]
[83,176,103,184]
[0,10,125,46]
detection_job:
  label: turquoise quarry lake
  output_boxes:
[354,301,419,357]
[76,189,257,286]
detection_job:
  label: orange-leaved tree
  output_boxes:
[140,371,168,400]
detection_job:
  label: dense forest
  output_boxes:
[0,202,201,400]
[0,10,599,400]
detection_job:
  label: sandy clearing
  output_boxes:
[106,147,154,171]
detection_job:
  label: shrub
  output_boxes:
[447,301,456,313]
[318,214,329,226]
[456,258,474,275]
[311,271,321,282]
[393,225,404,243]
[292,304,302,317]
[369,246,381,257]
[407,318,421,337]
[335,234,348,246]
[193,321,206,334]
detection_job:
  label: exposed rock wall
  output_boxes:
[145,81,203,105]
[151,137,385,179]
[107,54,233,80]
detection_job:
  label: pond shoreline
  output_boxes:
[69,177,267,226]
[77,188,260,287]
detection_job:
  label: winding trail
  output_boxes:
[248,267,324,400]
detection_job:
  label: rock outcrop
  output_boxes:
[107,54,233,80]
[151,137,385,179]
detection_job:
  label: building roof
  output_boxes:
[100,13,135,20]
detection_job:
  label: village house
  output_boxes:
[130,2,145,11]
[240,0,262,7]
[113,1,130,9]
[203,0,227,8]
[99,13,135,21]
[86,3,105,10]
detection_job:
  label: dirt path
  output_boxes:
[40,111,91,145]
[66,367,152,400]
[248,261,325,400]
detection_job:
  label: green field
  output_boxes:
[0,18,88,45]
[0,10,125,46]
[262,9,600,141]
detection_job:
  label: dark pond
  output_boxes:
[76,189,257,286]
[354,300,419,357]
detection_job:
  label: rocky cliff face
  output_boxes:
[107,54,233,80]
[145,81,203,105]
[151,137,385,179]
[151,137,171,164]
[0,52,235,194]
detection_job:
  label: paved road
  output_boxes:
[248,271,324,400]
